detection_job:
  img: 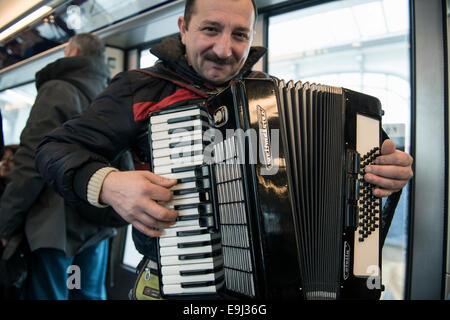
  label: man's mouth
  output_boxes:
[204,52,234,66]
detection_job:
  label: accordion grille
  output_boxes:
[214,138,256,297]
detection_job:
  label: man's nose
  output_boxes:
[213,33,233,59]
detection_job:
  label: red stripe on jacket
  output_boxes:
[133,88,202,121]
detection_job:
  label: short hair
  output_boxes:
[69,33,105,58]
[184,0,258,30]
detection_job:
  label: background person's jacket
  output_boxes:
[0,55,124,257]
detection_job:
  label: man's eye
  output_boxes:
[202,27,218,34]
[234,32,249,40]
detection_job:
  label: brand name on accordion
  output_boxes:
[256,105,273,171]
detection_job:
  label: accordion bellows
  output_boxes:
[148,78,384,300]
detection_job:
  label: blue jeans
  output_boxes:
[22,239,109,300]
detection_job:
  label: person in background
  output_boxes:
[0,33,118,300]
[35,0,414,298]
[0,144,19,195]
[0,114,4,158]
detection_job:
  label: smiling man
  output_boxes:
[35,0,413,299]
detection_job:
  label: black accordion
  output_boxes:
[148,78,384,300]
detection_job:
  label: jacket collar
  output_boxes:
[150,34,267,88]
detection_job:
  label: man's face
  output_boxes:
[0,149,14,178]
[178,0,255,85]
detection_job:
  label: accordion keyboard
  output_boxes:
[149,106,225,295]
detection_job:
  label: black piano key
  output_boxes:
[173,188,199,196]
[177,238,220,249]
[171,165,210,176]
[176,178,211,190]
[167,114,208,124]
[176,229,210,237]
[176,214,200,221]
[169,139,202,148]
[177,177,197,184]
[172,165,199,174]
[180,266,222,276]
[168,125,204,134]
[178,248,221,261]
[174,203,213,215]
[170,150,203,160]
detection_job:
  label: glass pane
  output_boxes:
[268,0,410,300]
[0,82,36,145]
[139,48,158,68]
[0,0,172,70]
[122,225,143,269]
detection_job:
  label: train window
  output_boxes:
[0,82,36,145]
[140,48,158,68]
[268,0,411,299]
[122,225,143,269]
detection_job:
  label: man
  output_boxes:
[0,144,19,195]
[0,33,119,300]
[35,0,413,294]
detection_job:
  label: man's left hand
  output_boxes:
[363,139,413,198]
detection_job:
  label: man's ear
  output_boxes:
[178,16,187,45]
[71,46,81,57]
[66,45,81,57]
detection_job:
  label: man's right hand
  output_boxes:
[1,238,8,247]
[100,170,178,237]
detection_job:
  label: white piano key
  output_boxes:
[153,160,203,174]
[160,243,221,257]
[161,282,223,295]
[162,269,225,285]
[159,232,219,247]
[153,143,204,158]
[151,119,207,134]
[151,131,204,148]
[151,127,206,141]
[153,154,205,167]
[169,219,201,228]
[176,207,203,216]
[160,225,208,238]
[160,171,196,180]
[161,259,223,276]
[160,254,217,266]
[171,181,197,191]
[163,194,209,208]
[173,192,200,200]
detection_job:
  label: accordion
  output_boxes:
[148,78,384,300]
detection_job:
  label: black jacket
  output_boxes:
[0,55,120,257]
